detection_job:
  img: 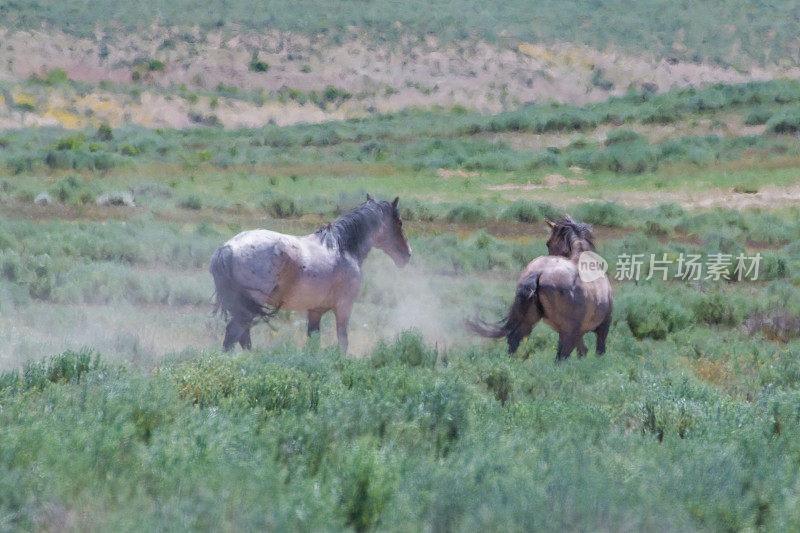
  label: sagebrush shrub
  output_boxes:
[498,200,559,223]
[766,108,800,134]
[262,192,302,218]
[692,292,745,326]
[237,364,312,412]
[618,289,692,339]
[445,203,488,223]
[572,202,628,227]
[371,329,437,368]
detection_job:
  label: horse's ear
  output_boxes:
[564,213,575,222]
[545,218,556,229]
[366,193,373,202]
[392,196,399,208]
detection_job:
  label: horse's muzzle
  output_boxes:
[395,249,412,268]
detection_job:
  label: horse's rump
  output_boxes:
[210,245,278,320]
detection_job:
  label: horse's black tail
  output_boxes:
[210,245,275,320]
[466,273,543,353]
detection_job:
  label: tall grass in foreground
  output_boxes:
[2,329,800,530]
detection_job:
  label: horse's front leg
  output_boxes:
[333,302,354,354]
[307,309,324,337]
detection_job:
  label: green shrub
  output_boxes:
[419,381,468,458]
[371,329,438,368]
[250,51,270,72]
[639,103,681,124]
[445,203,488,223]
[119,144,140,156]
[692,292,745,326]
[604,142,657,173]
[51,175,95,204]
[96,123,114,141]
[173,354,239,406]
[398,198,439,222]
[43,68,69,86]
[499,200,551,223]
[756,251,788,281]
[572,202,628,227]
[644,220,671,237]
[743,108,773,125]
[654,203,685,219]
[237,364,312,412]
[26,254,57,299]
[44,150,72,169]
[6,155,34,174]
[339,440,394,532]
[766,108,800,134]
[17,349,103,393]
[323,85,352,103]
[261,192,301,218]
[55,134,84,151]
[178,194,203,210]
[604,129,646,146]
[92,152,116,171]
[618,289,693,339]
[483,366,512,406]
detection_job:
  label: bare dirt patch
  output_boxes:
[2,26,800,129]
[436,168,480,179]
[578,185,800,209]
[487,174,588,191]
[485,112,769,153]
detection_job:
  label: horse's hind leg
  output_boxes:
[223,320,245,351]
[506,289,542,355]
[507,320,534,355]
[556,329,581,362]
[224,315,254,351]
[594,314,612,356]
[239,325,252,350]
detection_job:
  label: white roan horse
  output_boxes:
[210,195,411,352]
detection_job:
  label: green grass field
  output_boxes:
[2,75,800,530]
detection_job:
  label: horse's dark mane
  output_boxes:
[552,216,595,254]
[315,201,389,259]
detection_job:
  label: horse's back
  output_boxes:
[221,229,346,310]
[519,255,612,334]
[520,256,577,285]
[224,230,297,295]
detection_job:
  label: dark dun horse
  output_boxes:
[210,195,411,352]
[468,216,613,361]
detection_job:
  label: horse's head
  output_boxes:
[369,195,412,267]
[545,215,595,258]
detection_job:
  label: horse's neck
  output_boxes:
[568,239,592,262]
[344,225,380,265]
[350,236,375,265]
